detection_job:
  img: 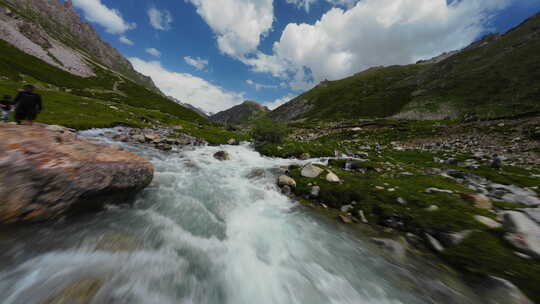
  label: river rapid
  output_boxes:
[0,129,488,304]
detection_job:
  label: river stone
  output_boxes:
[338,214,353,224]
[44,278,104,304]
[46,124,72,133]
[0,124,154,224]
[301,164,324,178]
[370,238,406,259]
[502,194,540,207]
[474,215,502,229]
[439,230,474,246]
[281,185,292,196]
[213,151,230,161]
[310,186,320,198]
[132,134,146,143]
[326,171,340,183]
[521,208,540,225]
[480,276,534,304]
[144,133,160,142]
[299,153,311,160]
[246,168,266,179]
[358,210,368,224]
[425,233,444,252]
[227,138,238,145]
[426,188,454,194]
[278,175,296,188]
[461,193,492,210]
[503,211,540,258]
[95,233,139,252]
[341,204,354,213]
[426,205,439,212]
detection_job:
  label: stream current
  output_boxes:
[0,129,488,304]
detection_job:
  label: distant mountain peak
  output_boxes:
[211,101,269,125]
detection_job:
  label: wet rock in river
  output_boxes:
[44,278,104,304]
[213,151,230,161]
[95,233,140,252]
[278,175,296,188]
[299,152,311,160]
[281,185,292,196]
[246,168,266,179]
[480,276,534,304]
[370,238,406,259]
[0,124,154,224]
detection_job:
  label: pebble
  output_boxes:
[474,215,502,229]
[426,205,439,212]
[426,188,454,194]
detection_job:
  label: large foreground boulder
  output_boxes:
[0,124,154,224]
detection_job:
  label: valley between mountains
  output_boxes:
[1,1,540,303]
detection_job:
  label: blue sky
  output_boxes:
[68,0,540,113]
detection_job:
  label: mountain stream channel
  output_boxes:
[0,128,510,304]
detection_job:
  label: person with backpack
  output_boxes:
[14,84,42,125]
[0,95,13,122]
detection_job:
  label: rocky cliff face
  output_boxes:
[0,124,154,224]
[0,0,158,91]
[211,101,269,125]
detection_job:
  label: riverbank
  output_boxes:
[1,121,539,303]
[261,118,540,303]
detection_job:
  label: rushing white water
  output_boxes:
[0,130,486,304]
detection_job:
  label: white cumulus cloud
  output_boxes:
[286,0,360,12]
[264,94,297,110]
[129,58,245,113]
[246,79,279,91]
[148,7,173,30]
[186,0,274,58]
[247,0,514,90]
[184,56,209,70]
[145,48,161,57]
[119,36,134,45]
[71,0,136,34]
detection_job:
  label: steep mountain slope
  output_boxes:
[0,0,208,127]
[270,12,540,122]
[0,0,156,91]
[211,101,269,125]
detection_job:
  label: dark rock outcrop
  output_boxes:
[0,124,154,224]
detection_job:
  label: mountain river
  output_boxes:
[0,129,491,304]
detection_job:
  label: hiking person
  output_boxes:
[14,84,42,125]
[0,95,13,122]
[491,154,502,170]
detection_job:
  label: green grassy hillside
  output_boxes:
[0,39,208,128]
[270,12,540,122]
